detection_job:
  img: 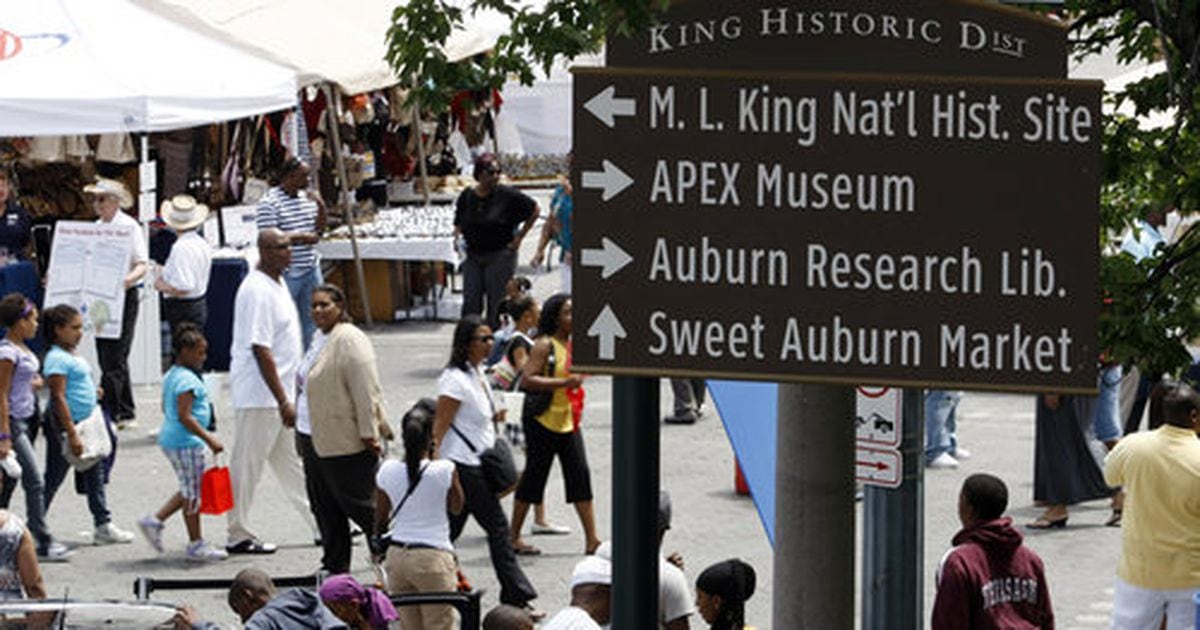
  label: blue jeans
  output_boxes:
[1094,365,1123,443]
[42,413,112,528]
[925,390,963,462]
[0,415,53,552]
[286,265,323,351]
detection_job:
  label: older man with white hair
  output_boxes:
[83,177,147,430]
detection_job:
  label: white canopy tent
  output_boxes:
[133,0,515,93]
[0,0,297,136]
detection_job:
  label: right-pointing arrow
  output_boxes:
[587,304,627,361]
[581,160,634,202]
[580,237,633,279]
[583,85,637,128]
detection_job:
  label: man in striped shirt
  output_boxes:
[256,157,326,349]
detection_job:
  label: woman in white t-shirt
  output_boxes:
[433,315,540,612]
[375,402,462,630]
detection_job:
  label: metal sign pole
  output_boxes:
[862,389,925,629]
[610,376,659,629]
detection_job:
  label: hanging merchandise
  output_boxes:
[95,134,136,164]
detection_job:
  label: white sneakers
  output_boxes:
[186,540,229,562]
[94,522,135,545]
[38,541,72,563]
[137,515,164,553]
[953,447,973,460]
[927,453,960,469]
[138,515,226,561]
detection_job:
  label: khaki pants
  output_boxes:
[384,546,458,630]
[226,408,316,545]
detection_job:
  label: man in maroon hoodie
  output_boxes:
[932,473,1055,629]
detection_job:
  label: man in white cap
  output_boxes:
[155,195,213,333]
[542,555,611,629]
[83,177,147,430]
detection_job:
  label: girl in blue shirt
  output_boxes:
[137,324,226,561]
[41,304,133,545]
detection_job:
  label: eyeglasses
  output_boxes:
[473,335,495,343]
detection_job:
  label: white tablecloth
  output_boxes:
[316,237,459,265]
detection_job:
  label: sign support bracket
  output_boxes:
[862,388,926,629]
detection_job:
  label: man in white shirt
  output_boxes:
[593,491,695,629]
[155,195,213,332]
[225,228,316,554]
[543,555,611,630]
[83,177,147,429]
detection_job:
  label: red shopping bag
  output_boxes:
[199,464,234,515]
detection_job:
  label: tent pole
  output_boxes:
[322,83,374,327]
[411,96,443,319]
[412,97,431,207]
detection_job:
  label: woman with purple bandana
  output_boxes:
[318,574,398,630]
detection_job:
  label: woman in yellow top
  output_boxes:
[509,294,600,556]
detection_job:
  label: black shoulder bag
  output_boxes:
[519,343,556,421]
[448,373,518,495]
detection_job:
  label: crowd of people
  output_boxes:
[0,156,769,628]
[0,152,1190,628]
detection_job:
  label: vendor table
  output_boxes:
[315,237,458,265]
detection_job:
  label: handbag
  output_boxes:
[519,345,556,421]
[200,456,234,515]
[63,407,112,472]
[450,374,518,494]
[370,463,428,556]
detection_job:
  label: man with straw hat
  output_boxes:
[156,195,213,333]
[83,177,147,431]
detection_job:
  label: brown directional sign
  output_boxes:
[570,67,1101,393]
[607,0,1067,79]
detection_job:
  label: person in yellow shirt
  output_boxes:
[1104,380,1200,630]
[509,294,601,557]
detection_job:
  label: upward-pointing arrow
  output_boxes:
[587,304,626,361]
[583,85,637,128]
[581,160,634,202]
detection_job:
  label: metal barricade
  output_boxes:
[132,574,482,629]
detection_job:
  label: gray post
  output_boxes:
[611,376,659,629]
[774,384,856,628]
[862,389,925,629]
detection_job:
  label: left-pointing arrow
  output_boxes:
[583,85,637,128]
[581,160,634,202]
[587,304,627,361]
[580,237,633,279]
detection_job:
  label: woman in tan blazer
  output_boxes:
[300,283,391,573]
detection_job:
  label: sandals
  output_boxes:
[1026,515,1068,530]
[1106,509,1123,527]
[512,541,542,556]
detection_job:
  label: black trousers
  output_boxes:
[461,249,517,330]
[162,296,208,333]
[449,463,537,607]
[97,287,138,421]
[296,433,377,573]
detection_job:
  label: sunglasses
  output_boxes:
[473,334,495,342]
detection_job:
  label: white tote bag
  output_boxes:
[63,407,112,472]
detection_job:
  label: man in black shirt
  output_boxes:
[454,154,540,328]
